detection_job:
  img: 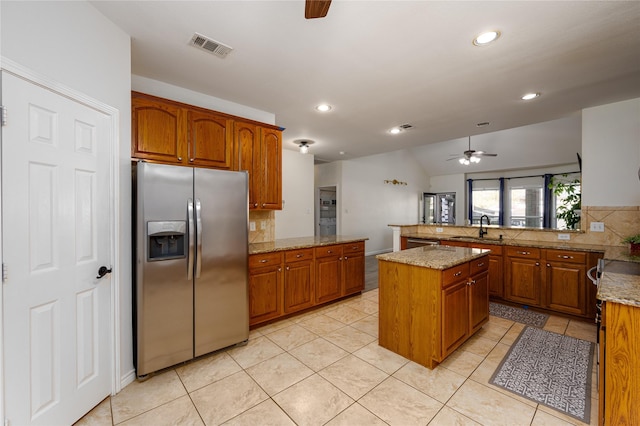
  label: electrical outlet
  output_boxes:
[590,222,605,232]
[249,221,256,231]
[436,227,443,233]
[558,234,570,240]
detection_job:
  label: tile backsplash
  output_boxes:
[412,205,640,247]
[248,210,275,243]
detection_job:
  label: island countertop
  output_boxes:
[597,261,640,308]
[249,235,368,255]
[377,245,490,270]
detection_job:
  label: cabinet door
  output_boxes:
[259,127,282,210]
[284,260,314,314]
[488,254,504,298]
[132,95,186,164]
[315,254,342,304]
[248,264,282,326]
[234,122,260,209]
[505,256,541,306]
[469,271,489,334]
[343,253,364,295]
[188,109,233,169]
[441,280,469,358]
[545,262,586,315]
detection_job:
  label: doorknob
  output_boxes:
[96,266,112,279]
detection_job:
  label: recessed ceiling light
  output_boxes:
[315,104,332,112]
[521,92,540,100]
[473,30,500,46]
[389,127,402,135]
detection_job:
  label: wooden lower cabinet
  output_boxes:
[249,241,366,327]
[283,249,314,314]
[379,255,489,369]
[599,301,640,425]
[248,252,283,326]
[544,250,587,316]
[504,246,542,306]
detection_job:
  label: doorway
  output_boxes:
[317,186,337,236]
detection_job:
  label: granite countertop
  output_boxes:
[402,232,608,253]
[249,235,368,255]
[597,261,640,308]
[376,245,490,270]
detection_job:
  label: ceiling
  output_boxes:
[92,1,640,171]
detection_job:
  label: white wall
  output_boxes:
[1,1,133,385]
[132,75,275,125]
[317,150,429,255]
[275,150,315,238]
[582,97,640,206]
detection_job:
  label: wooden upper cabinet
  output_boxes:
[260,128,282,210]
[234,121,282,210]
[132,95,186,163]
[187,109,233,169]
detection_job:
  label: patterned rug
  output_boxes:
[489,302,549,327]
[490,326,594,423]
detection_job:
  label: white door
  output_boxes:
[2,72,112,425]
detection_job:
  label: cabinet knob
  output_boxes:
[262,203,265,207]
[296,254,303,258]
[344,256,348,260]
[535,262,540,266]
[558,255,573,259]
[517,251,531,255]
[189,158,194,163]
[327,250,332,254]
[254,203,258,207]
[477,262,485,267]
[259,259,268,263]
[546,263,551,267]
[278,267,282,272]
[454,271,462,277]
[178,156,182,161]
[339,257,343,261]
[286,266,290,271]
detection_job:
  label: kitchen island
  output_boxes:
[377,245,490,369]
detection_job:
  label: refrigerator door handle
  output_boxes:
[195,199,203,278]
[187,198,195,280]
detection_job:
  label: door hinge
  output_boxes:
[1,106,6,126]
[2,263,7,283]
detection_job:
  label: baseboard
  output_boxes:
[365,248,393,257]
[119,369,137,393]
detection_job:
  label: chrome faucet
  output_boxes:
[479,215,490,238]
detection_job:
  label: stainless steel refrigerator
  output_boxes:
[134,161,249,377]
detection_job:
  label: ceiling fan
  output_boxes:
[448,136,497,165]
[305,0,332,19]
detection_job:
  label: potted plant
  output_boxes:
[623,234,640,256]
[549,175,581,230]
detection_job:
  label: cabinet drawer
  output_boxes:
[545,249,586,264]
[315,245,341,258]
[505,246,540,258]
[443,263,469,288]
[470,256,490,275]
[470,242,503,255]
[249,252,283,268]
[343,241,365,255]
[285,248,314,263]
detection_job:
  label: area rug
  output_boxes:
[489,302,548,327]
[490,326,594,423]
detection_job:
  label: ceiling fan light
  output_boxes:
[470,156,481,163]
[299,144,309,154]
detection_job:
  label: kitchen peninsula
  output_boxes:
[377,246,490,369]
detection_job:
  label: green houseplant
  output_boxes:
[549,175,581,230]
[623,234,640,255]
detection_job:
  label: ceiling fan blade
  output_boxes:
[476,152,497,157]
[305,0,332,19]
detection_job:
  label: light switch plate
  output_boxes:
[558,234,570,240]
[436,227,443,233]
[249,221,256,231]
[590,222,605,232]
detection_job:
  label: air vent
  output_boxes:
[189,33,233,58]
[398,124,413,130]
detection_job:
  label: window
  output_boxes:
[468,172,580,229]
[470,180,499,225]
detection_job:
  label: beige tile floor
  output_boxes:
[77,290,599,426]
